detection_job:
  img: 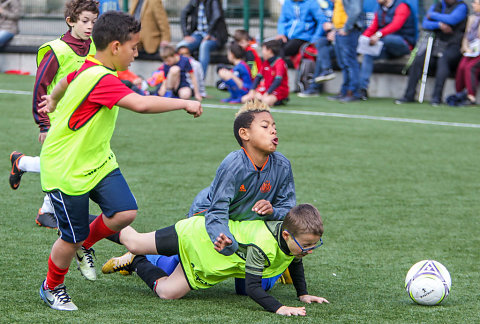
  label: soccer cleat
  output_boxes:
[102,251,135,274]
[278,268,293,284]
[9,151,25,190]
[39,280,78,311]
[75,246,96,281]
[35,208,58,229]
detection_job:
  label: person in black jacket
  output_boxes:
[176,0,228,77]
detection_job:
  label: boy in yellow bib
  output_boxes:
[102,204,329,316]
[37,11,202,311]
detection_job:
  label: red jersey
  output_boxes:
[65,58,133,130]
[257,57,289,100]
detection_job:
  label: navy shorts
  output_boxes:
[48,168,138,243]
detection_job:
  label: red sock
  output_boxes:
[45,255,69,290]
[83,214,117,249]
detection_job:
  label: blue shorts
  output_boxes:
[48,168,138,243]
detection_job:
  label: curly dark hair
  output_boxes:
[64,0,99,29]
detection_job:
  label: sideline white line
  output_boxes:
[1,88,478,129]
[203,103,480,129]
[0,89,32,95]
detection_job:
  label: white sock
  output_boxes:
[18,155,41,173]
[40,194,54,214]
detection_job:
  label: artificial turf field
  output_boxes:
[1,73,479,323]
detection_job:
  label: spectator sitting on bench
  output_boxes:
[359,0,418,101]
[0,0,21,50]
[130,0,171,55]
[395,0,468,106]
[276,0,324,64]
[447,0,480,106]
[298,0,336,97]
[177,0,228,77]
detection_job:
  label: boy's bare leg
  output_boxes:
[165,66,181,91]
[51,239,84,269]
[102,210,136,231]
[178,87,193,99]
[118,226,158,255]
[154,264,191,299]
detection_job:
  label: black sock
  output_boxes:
[132,255,168,291]
[105,232,121,245]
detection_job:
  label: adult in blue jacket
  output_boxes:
[276,0,324,58]
[396,0,468,105]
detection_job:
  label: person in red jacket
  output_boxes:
[359,0,418,100]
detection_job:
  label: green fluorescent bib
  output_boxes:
[37,38,96,123]
[175,216,294,289]
[40,64,119,195]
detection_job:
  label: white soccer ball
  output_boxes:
[405,260,451,306]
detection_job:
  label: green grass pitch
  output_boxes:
[1,74,479,323]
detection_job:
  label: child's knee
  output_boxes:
[156,289,182,300]
[178,87,192,99]
[116,210,137,227]
[218,69,231,80]
[167,66,180,76]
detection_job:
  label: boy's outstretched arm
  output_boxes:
[244,247,307,316]
[117,93,202,117]
[289,259,329,305]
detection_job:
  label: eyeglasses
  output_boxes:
[286,230,323,253]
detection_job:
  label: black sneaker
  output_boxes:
[9,151,25,190]
[35,208,58,229]
[360,89,368,101]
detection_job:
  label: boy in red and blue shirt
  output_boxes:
[242,40,289,106]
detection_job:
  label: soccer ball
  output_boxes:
[405,260,451,306]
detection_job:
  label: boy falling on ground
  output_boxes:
[103,204,329,316]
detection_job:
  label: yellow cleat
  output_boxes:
[278,268,293,284]
[101,252,135,274]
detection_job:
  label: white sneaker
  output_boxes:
[39,280,78,311]
[75,246,96,281]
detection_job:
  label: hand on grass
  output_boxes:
[252,199,273,216]
[214,233,232,252]
[299,294,330,304]
[276,306,306,316]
